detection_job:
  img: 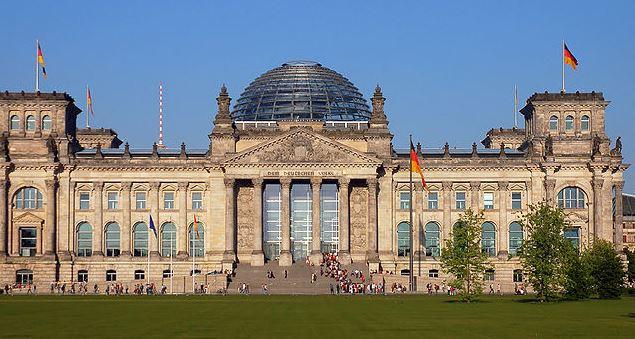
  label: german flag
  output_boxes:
[193,214,200,239]
[86,86,94,115]
[37,42,47,79]
[410,141,428,191]
[564,43,578,70]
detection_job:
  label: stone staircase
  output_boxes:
[227,261,370,295]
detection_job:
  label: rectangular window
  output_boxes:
[135,192,147,209]
[134,270,145,280]
[455,192,466,210]
[19,227,37,257]
[77,271,89,283]
[428,269,439,278]
[483,192,494,210]
[191,192,203,210]
[513,270,523,283]
[511,192,522,210]
[484,270,495,281]
[163,192,175,210]
[107,192,119,210]
[399,191,410,210]
[106,271,117,282]
[79,192,90,210]
[427,192,438,210]
[564,227,580,251]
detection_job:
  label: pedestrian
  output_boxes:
[497,283,501,295]
[284,270,288,279]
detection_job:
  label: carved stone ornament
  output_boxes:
[349,186,368,252]
[236,186,254,252]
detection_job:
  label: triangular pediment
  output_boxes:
[224,129,381,166]
[13,211,44,224]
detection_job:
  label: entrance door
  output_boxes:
[291,183,312,262]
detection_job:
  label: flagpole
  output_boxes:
[35,40,39,92]
[170,234,173,295]
[562,40,565,93]
[409,135,414,293]
[513,84,518,128]
[86,85,90,128]
[147,238,150,286]
[192,222,196,294]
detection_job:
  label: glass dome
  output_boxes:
[231,61,371,121]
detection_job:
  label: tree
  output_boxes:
[518,203,571,302]
[624,247,635,284]
[563,246,592,300]
[440,209,490,302]
[586,239,626,299]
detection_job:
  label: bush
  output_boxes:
[563,247,593,300]
[586,240,625,299]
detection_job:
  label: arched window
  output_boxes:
[77,270,89,283]
[161,222,177,257]
[15,269,33,285]
[76,222,93,257]
[557,187,586,209]
[106,269,117,282]
[565,115,574,131]
[581,115,590,131]
[41,115,52,130]
[15,187,43,209]
[549,115,558,131]
[189,222,204,257]
[481,222,496,257]
[509,222,523,256]
[105,222,120,257]
[25,115,35,131]
[424,222,440,257]
[133,222,148,257]
[397,222,410,257]
[10,115,19,130]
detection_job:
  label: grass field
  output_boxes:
[0,295,633,338]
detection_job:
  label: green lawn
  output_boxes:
[0,295,633,338]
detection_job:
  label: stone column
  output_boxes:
[592,178,604,241]
[442,182,453,244]
[93,181,104,256]
[177,182,188,258]
[367,178,379,262]
[470,181,480,210]
[497,181,509,258]
[545,178,556,206]
[614,181,624,250]
[414,183,423,259]
[44,178,57,256]
[148,182,159,257]
[0,179,7,256]
[279,178,292,266]
[310,177,322,264]
[223,178,236,263]
[121,182,132,256]
[338,177,351,264]
[251,178,264,266]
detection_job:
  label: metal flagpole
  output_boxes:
[170,234,173,295]
[192,222,196,294]
[35,40,39,92]
[409,135,414,292]
[562,40,566,93]
[86,85,90,128]
[514,84,518,128]
[147,238,150,285]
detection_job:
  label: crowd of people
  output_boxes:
[320,253,385,294]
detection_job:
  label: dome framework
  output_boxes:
[231,61,371,121]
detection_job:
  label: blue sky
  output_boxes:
[1,1,634,190]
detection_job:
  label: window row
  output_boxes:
[76,269,201,283]
[9,114,52,131]
[78,191,204,210]
[549,114,590,132]
[425,268,524,282]
[73,221,205,258]
[398,191,524,210]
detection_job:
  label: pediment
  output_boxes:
[224,129,381,166]
[13,212,44,224]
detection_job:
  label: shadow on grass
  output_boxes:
[443,299,492,304]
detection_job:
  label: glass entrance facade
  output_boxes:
[291,183,312,261]
[320,183,339,253]
[263,184,281,260]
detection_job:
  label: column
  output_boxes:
[223,178,236,262]
[470,181,480,210]
[251,178,264,266]
[93,181,104,256]
[148,182,159,256]
[177,182,188,258]
[544,178,556,206]
[367,178,379,262]
[121,182,132,256]
[0,179,7,255]
[592,178,603,241]
[614,181,625,250]
[497,181,509,258]
[442,182,453,244]
[338,177,351,264]
[279,178,292,266]
[310,177,322,264]
[414,183,423,259]
[44,178,57,256]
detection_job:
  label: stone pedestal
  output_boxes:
[279,251,293,266]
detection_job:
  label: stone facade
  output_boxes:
[0,83,628,292]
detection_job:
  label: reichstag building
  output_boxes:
[0,61,627,291]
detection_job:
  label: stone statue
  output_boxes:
[612,136,622,155]
[544,135,553,156]
[592,133,601,156]
[46,135,58,160]
[0,133,8,160]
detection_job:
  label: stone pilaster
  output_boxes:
[414,183,424,258]
[121,182,132,256]
[251,178,264,266]
[310,177,322,264]
[544,178,556,205]
[148,182,160,257]
[592,178,604,242]
[223,178,236,263]
[497,181,509,258]
[366,178,379,261]
[177,182,188,258]
[470,181,480,210]
[0,179,6,256]
[614,181,624,250]
[442,182,452,244]
[279,178,292,266]
[92,181,104,256]
[44,178,57,256]
[338,177,351,264]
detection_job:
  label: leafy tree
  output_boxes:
[563,246,592,300]
[440,209,490,302]
[586,239,626,299]
[624,247,635,283]
[518,203,571,302]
